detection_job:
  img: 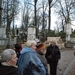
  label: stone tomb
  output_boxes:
[44,37,64,49]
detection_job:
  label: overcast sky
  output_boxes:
[15,0,75,30]
[15,0,57,30]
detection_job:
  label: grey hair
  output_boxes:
[25,40,37,47]
[1,49,16,62]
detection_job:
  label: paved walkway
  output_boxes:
[57,50,75,75]
[63,59,75,75]
[48,50,75,75]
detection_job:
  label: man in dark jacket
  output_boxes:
[45,41,61,75]
[0,49,18,75]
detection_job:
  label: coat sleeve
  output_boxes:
[45,46,51,61]
[57,46,61,59]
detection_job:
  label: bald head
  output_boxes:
[51,41,56,46]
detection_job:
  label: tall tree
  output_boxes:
[0,0,2,26]
[55,0,75,31]
[41,0,48,38]
[2,0,20,37]
[21,0,30,32]
[48,0,52,36]
[48,0,57,36]
[42,0,45,37]
[54,0,75,41]
[34,0,38,37]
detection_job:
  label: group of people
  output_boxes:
[0,40,61,75]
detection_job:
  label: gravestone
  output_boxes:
[0,25,8,47]
[45,37,64,49]
[27,26,36,40]
[66,23,71,41]
[0,25,6,38]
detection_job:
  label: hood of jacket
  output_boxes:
[20,47,34,54]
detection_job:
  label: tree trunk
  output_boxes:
[48,2,51,36]
[0,0,2,26]
[42,0,45,37]
[48,0,52,37]
[34,0,37,37]
[6,0,9,38]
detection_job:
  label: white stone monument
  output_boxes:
[0,25,6,38]
[0,25,7,46]
[66,23,71,41]
[27,26,36,40]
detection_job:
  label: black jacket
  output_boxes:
[0,62,18,75]
[45,44,61,63]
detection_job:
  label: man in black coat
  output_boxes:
[45,41,61,75]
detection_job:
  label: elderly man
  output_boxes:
[0,49,18,75]
[45,41,61,75]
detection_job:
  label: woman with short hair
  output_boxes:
[17,40,46,75]
[0,49,18,75]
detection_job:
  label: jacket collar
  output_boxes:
[2,62,18,68]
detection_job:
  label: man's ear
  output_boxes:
[6,59,10,63]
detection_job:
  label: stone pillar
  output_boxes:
[27,26,36,40]
[66,23,71,42]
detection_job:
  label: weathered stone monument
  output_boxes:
[27,26,36,40]
[44,37,64,49]
[66,23,71,41]
[0,25,6,38]
[0,25,8,47]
